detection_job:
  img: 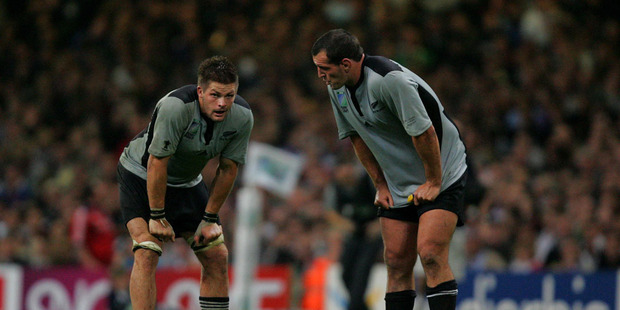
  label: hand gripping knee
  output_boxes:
[188,212,225,253]
[132,240,163,256]
[186,234,225,254]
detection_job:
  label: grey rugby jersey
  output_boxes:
[119,84,254,188]
[329,55,467,208]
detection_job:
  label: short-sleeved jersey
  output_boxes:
[328,55,467,208]
[119,84,254,188]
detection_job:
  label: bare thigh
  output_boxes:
[417,209,457,251]
[416,209,458,286]
[380,217,419,262]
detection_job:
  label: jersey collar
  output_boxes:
[200,106,216,145]
[346,54,367,93]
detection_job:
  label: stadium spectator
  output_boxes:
[0,2,618,308]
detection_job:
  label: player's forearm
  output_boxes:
[147,155,170,210]
[412,125,442,185]
[350,135,387,187]
[206,158,238,214]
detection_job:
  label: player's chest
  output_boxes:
[176,119,233,158]
[334,89,397,128]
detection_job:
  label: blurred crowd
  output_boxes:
[1,0,619,292]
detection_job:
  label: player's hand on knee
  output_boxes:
[193,220,222,246]
[149,218,175,242]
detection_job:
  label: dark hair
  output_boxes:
[311,29,364,64]
[197,56,238,86]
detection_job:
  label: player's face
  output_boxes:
[313,50,348,89]
[197,81,237,122]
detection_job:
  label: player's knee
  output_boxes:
[418,242,448,270]
[132,239,163,256]
[384,247,415,272]
[419,251,441,271]
[201,245,228,268]
[199,245,228,278]
[133,245,160,270]
[211,245,229,265]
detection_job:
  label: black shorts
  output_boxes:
[377,172,467,227]
[117,164,211,235]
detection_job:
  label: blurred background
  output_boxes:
[1,0,619,309]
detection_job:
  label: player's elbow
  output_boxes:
[218,158,239,174]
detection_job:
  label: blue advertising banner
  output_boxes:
[457,271,620,310]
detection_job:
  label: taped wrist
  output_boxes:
[203,212,219,223]
[150,208,165,220]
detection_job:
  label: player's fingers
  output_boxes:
[151,230,162,239]
[167,227,175,242]
[206,234,218,242]
[373,198,381,206]
[375,198,385,208]
[150,231,160,239]
[374,196,386,207]
[379,196,390,209]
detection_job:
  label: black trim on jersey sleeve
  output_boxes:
[129,128,147,143]
[169,85,199,103]
[141,107,159,167]
[234,95,251,110]
[418,86,443,150]
[364,55,402,77]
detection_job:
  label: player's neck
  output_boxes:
[346,54,365,87]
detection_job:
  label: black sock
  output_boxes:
[426,280,458,310]
[199,296,229,310]
[385,290,416,310]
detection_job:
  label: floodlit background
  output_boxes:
[0,0,619,309]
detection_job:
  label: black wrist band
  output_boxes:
[203,212,219,223]
[150,208,165,220]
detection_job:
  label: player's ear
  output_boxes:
[341,59,352,72]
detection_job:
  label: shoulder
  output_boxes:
[158,85,198,110]
[364,55,402,77]
[363,56,412,93]
[233,94,251,110]
[167,84,199,103]
[156,85,197,119]
[375,68,422,99]
[231,94,254,127]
